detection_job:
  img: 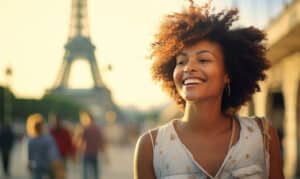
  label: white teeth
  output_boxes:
[184,78,204,85]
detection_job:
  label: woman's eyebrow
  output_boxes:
[196,50,218,59]
[180,50,213,56]
[196,50,211,55]
[178,50,218,58]
[177,52,188,56]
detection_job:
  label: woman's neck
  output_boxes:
[181,99,229,133]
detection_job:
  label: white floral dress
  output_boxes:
[151,116,268,179]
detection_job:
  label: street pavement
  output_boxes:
[0,139,135,179]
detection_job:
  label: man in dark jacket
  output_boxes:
[0,122,15,176]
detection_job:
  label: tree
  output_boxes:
[0,86,82,122]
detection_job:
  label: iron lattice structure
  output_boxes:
[53,0,103,88]
[48,0,123,123]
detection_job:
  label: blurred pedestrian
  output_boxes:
[79,111,108,179]
[26,113,64,179]
[50,114,75,165]
[0,121,15,176]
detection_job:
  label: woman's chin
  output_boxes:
[184,95,201,102]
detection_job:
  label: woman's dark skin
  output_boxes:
[134,1,284,178]
[134,40,284,179]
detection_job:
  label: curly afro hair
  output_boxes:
[150,1,270,116]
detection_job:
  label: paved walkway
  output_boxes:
[0,140,135,179]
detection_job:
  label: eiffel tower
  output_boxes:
[48,0,121,122]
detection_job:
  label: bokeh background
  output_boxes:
[0,0,299,178]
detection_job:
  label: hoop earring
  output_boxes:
[226,83,231,97]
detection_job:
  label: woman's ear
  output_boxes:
[224,73,230,84]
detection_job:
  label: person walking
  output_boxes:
[0,122,15,177]
[50,114,75,165]
[79,111,107,179]
[27,113,63,179]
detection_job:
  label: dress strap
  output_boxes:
[228,118,236,151]
[254,116,271,178]
[148,130,155,150]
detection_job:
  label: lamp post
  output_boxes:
[4,66,13,123]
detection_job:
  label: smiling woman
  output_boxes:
[133,1,284,179]
[173,40,227,103]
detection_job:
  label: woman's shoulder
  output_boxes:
[238,115,268,127]
[238,115,274,131]
[134,127,160,178]
[135,120,174,156]
[136,128,158,151]
[139,120,174,142]
[134,120,175,178]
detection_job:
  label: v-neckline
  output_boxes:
[170,117,243,178]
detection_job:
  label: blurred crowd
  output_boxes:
[0,111,109,179]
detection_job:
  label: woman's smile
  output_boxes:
[173,40,228,102]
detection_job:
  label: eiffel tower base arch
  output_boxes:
[48,87,123,124]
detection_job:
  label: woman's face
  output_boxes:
[173,40,229,103]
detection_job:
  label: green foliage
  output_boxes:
[0,86,81,122]
[0,86,15,121]
[42,94,81,119]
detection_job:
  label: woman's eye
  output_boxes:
[176,56,187,65]
[198,59,210,63]
[176,60,185,65]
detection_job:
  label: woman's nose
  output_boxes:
[183,60,197,72]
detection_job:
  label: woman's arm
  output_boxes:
[133,131,156,179]
[269,127,284,179]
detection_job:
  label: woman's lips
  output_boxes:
[183,78,207,85]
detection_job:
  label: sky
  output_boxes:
[0,0,287,110]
